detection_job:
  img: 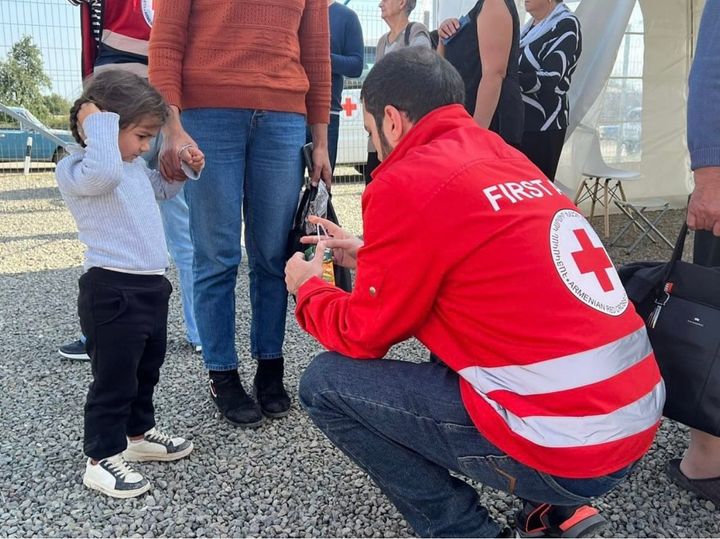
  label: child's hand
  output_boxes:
[179,146,205,174]
[76,102,102,141]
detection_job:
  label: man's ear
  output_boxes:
[383,105,409,147]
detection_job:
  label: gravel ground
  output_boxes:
[0,172,718,538]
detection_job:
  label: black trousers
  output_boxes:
[79,268,172,460]
[518,129,567,182]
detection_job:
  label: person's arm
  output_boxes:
[293,179,447,359]
[687,3,720,235]
[148,0,197,181]
[331,11,364,78]
[519,18,581,94]
[473,0,512,129]
[56,111,124,197]
[300,0,333,187]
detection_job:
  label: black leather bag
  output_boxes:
[286,183,353,293]
[618,224,720,435]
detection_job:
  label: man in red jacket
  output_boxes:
[285,48,664,538]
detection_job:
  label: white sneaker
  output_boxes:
[123,427,194,462]
[83,454,150,498]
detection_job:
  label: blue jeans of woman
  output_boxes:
[299,352,633,537]
[182,109,305,371]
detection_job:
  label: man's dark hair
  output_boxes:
[360,47,465,132]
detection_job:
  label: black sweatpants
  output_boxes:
[519,129,567,182]
[79,267,172,460]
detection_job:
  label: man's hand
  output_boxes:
[438,18,461,40]
[300,215,363,269]
[688,167,720,236]
[285,242,325,295]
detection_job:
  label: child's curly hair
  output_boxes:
[69,70,169,146]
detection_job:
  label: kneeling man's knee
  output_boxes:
[299,352,341,409]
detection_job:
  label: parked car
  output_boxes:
[0,106,74,163]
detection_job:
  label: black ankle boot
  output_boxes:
[253,358,291,418]
[209,370,264,428]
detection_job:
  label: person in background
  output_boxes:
[437,0,523,147]
[149,0,331,428]
[518,0,582,182]
[364,0,431,184]
[57,71,203,498]
[316,0,364,172]
[60,0,202,361]
[287,48,664,538]
[664,0,720,506]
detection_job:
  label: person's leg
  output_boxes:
[673,230,720,483]
[144,134,200,349]
[80,270,149,460]
[300,353,622,537]
[182,108,263,427]
[123,276,193,462]
[518,130,566,183]
[182,108,248,372]
[125,277,172,438]
[244,110,306,417]
[158,187,201,348]
[327,114,340,172]
[680,429,720,478]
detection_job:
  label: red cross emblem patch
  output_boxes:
[550,209,628,316]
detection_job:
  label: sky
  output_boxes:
[0,0,82,100]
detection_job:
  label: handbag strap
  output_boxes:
[661,222,689,284]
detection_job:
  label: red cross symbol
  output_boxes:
[571,229,614,292]
[341,97,358,117]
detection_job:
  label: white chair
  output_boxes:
[572,125,641,238]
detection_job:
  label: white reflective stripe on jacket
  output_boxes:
[458,326,665,448]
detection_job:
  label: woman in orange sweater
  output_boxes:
[149,0,331,428]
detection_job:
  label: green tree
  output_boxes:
[43,93,72,116]
[0,36,52,118]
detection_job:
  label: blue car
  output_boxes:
[0,106,75,163]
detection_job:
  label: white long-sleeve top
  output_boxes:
[56,112,184,272]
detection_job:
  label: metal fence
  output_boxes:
[0,0,79,171]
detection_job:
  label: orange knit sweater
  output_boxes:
[148,0,331,124]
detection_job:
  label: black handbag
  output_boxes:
[286,183,353,293]
[618,224,720,435]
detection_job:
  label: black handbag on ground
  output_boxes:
[618,224,720,436]
[286,183,353,293]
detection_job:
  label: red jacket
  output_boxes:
[79,0,152,79]
[295,104,664,478]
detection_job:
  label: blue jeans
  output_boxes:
[182,109,305,371]
[158,188,200,346]
[145,136,200,346]
[299,353,632,537]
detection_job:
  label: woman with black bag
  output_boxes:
[664,1,720,505]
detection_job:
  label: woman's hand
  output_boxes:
[438,18,461,40]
